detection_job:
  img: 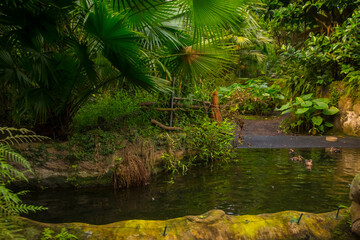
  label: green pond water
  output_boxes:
[24,148,360,225]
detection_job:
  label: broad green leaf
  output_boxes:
[301,93,313,100]
[278,102,290,111]
[312,116,323,126]
[324,122,334,127]
[323,106,339,115]
[301,101,312,107]
[314,101,328,109]
[295,108,309,114]
[296,97,305,105]
[281,109,293,115]
[313,98,330,104]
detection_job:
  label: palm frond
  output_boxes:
[234,36,252,48]
[177,0,246,44]
[249,50,267,63]
[113,0,164,12]
[85,1,168,91]
[163,42,236,90]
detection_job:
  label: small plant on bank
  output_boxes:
[160,118,236,175]
[41,227,78,240]
[183,118,236,164]
[277,94,339,135]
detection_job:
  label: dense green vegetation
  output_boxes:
[2,0,357,137]
[1,0,360,237]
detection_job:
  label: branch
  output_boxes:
[150,119,182,131]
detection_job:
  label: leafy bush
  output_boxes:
[333,12,360,96]
[277,11,360,98]
[278,34,338,98]
[160,118,235,174]
[218,79,284,116]
[183,118,236,163]
[277,94,339,135]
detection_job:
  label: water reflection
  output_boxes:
[24,148,360,225]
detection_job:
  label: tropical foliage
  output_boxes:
[0,0,259,138]
[0,127,47,239]
[277,94,339,135]
[219,79,284,116]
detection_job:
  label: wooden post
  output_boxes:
[211,91,222,123]
[169,77,175,127]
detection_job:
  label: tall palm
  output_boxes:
[0,0,166,136]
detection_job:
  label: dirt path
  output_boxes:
[240,115,286,136]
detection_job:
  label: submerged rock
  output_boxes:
[350,173,360,236]
[17,209,347,240]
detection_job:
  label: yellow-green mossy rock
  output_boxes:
[18,209,346,240]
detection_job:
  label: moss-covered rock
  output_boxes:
[17,209,349,240]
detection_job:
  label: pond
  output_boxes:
[23,148,360,225]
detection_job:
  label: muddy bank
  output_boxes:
[12,139,176,189]
[17,209,353,240]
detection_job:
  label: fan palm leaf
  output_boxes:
[85,1,164,91]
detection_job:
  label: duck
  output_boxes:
[330,147,341,153]
[305,159,312,167]
[291,155,303,162]
[289,149,296,155]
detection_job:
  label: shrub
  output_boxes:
[218,79,284,116]
[183,118,236,164]
[277,94,339,135]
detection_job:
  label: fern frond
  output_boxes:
[0,127,36,137]
[0,144,32,172]
[0,127,47,240]
[0,198,19,217]
[14,204,47,214]
[0,127,50,145]
[0,186,22,206]
[0,135,50,145]
[0,162,27,182]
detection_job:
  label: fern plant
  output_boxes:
[0,127,49,240]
